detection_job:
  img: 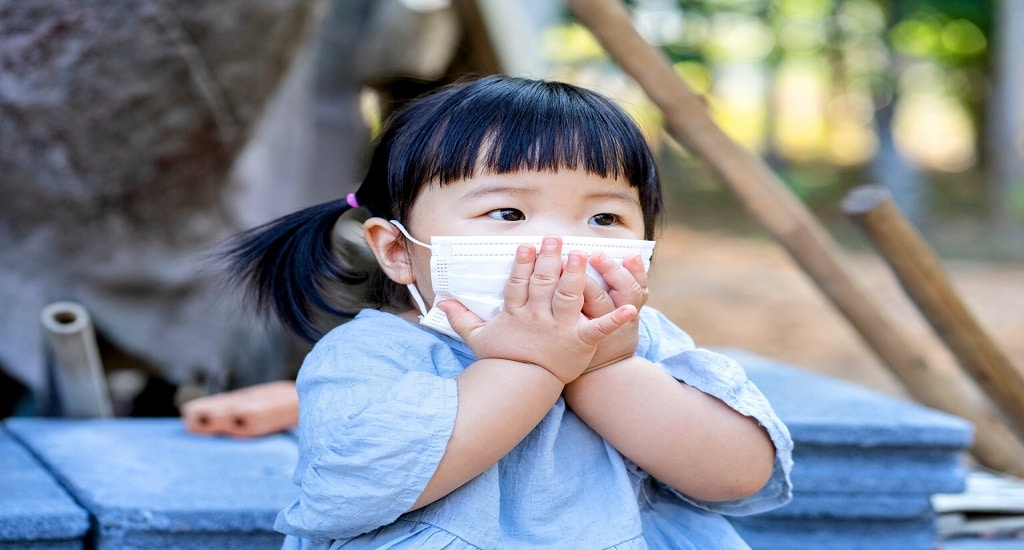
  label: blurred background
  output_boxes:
[537,0,1024,398]
[1,0,1021,417]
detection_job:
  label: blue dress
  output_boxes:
[276,308,793,549]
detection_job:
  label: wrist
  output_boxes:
[504,358,574,386]
[529,361,576,386]
[582,353,634,375]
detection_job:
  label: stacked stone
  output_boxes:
[0,429,88,550]
[728,349,974,550]
[1,350,973,549]
[4,419,297,550]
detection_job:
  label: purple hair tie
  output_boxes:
[346,193,359,208]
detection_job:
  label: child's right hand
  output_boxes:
[438,236,637,384]
[580,251,649,373]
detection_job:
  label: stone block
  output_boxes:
[732,515,937,550]
[0,427,88,550]
[5,418,298,550]
[725,349,974,550]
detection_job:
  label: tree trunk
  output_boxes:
[985,0,1024,228]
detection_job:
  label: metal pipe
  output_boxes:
[41,301,113,418]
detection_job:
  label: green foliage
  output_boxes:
[890,12,988,63]
[548,0,1018,259]
[1011,181,1024,223]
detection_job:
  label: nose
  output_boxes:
[520,217,586,238]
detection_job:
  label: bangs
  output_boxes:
[368,76,662,237]
[392,77,655,189]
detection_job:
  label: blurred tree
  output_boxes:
[985,0,1024,227]
[548,0,1021,257]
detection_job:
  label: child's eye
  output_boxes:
[589,213,619,226]
[486,208,525,222]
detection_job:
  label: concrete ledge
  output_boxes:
[734,349,974,450]
[729,349,974,550]
[732,516,938,550]
[0,427,88,549]
[762,492,935,519]
[2,351,974,549]
[5,418,298,550]
[789,445,966,494]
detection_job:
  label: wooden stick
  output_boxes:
[566,0,1024,476]
[843,185,1024,439]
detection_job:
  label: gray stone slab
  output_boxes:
[720,350,978,550]
[731,515,938,550]
[0,427,89,550]
[940,538,1024,549]
[5,418,298,550]
[732,350,971,497]
[728,348,974,449]
[762,491,934,519]
[2,353,978,549]
[789,444,968,494]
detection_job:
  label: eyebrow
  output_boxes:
[459,184,532,201]
[460,185,641,207]
[588,191,642,207]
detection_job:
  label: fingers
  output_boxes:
[589,252,649,308]
[581,276,615,318]
[506,237,585,315]
[502,244,538,310]
[580,304,637,344]
[529,236,564,297]
[437,299,483,339]
[521,237,586,317]
[551,249,588,318]
[621,254,649,290]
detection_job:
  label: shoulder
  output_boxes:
[319,309,429,343]
[317,309,445,354]
[301,309,461,382]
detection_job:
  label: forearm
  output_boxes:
[563,356,775,502]
[410,358,564,510]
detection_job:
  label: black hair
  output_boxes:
[225,75,663,342]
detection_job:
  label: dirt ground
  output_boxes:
[646,224,1024,401]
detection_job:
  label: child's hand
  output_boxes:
[439,236,637,384]
[580,252,649,373]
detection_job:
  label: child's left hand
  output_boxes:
[580,252,648,373]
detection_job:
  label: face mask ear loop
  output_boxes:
[405,283,430,318]
[389,220,431,318]
[389,220,431,249]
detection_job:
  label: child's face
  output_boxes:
[402,168,645,306]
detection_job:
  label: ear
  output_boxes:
[363,217,416,284]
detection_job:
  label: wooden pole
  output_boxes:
[565,0,1024,476]
[843,185,1024,439]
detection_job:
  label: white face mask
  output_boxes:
[391,221,655,340]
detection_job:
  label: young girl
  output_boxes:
[228,75,793,549]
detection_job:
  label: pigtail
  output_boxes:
[224,199,367,342]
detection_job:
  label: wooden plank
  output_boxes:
[843,185,1024,440]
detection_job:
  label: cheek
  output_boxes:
[407,249,436,298]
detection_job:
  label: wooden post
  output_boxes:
[843,185,1024,439]
[565,0,1024,476]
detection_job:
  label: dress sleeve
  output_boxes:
[636,308,794,517]
[274,320,459,540]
